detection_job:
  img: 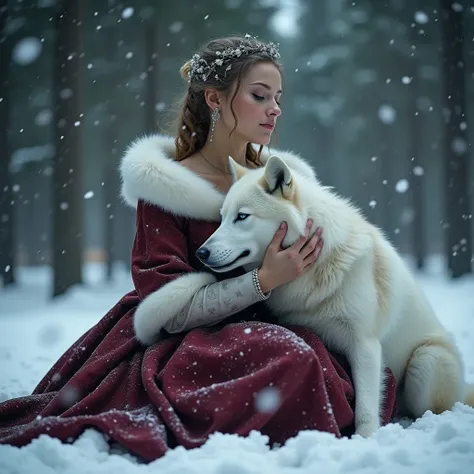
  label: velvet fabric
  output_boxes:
[0,202,397,461]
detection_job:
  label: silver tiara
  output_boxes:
[187,34,281,82]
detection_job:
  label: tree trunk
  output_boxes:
[0,0,15,286]
[144,23,158,133]
[103,123,118,282]
[440,0,472,278]
[408,14,425,270]
[51,0,84,297]
[409,73,425,269]
[102,20,119,282]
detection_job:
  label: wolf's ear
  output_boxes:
[263,155,295,200]
[228,156,248,183]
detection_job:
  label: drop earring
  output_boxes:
[209,107,220,142]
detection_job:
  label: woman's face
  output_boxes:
[220,62,282,145]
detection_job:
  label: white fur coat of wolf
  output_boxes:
[196,154,474,437]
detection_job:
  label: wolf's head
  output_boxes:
[196,155,310,272]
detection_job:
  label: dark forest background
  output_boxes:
[0,0,472,297]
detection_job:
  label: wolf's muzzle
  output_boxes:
[195,247,211,263]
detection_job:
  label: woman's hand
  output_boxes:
[257,219,323,293]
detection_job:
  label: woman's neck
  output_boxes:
[199,133,248,173]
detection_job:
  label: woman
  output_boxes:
[0,35,397,461]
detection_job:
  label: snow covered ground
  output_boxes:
[0,257,473,474]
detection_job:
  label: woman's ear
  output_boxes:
[204,88,222,111]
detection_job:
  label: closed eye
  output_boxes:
[252,93,281,106]
[234,212,250,223]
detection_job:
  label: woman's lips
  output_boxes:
[260,124,274,130]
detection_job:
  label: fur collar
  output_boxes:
[120,133,316,221]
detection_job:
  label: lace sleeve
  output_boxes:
[163,270,270,333]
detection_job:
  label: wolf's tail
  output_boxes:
[464,383,474,407]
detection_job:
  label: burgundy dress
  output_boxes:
[0,134,397,461]
[0,201,397,461]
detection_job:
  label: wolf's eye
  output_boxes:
[234,212,249,222]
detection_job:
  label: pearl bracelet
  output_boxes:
[252,268,271,300]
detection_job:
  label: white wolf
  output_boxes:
[196,154,474,437]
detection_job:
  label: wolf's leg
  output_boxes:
[403,340,464,418]
[347,337,384,437]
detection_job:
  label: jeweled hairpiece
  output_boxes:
[186,34,281,82]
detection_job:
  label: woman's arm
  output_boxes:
[131,201,268,343]
[163,269,270,333]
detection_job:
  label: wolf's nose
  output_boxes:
[196,247,210,262]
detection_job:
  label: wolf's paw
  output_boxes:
[354,419,379,438]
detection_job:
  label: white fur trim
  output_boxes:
[134,271,218,345]
[120,134,224,221]
[120,133,318,219]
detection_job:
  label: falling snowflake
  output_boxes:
[400,208,415,225]
[121,7,134,19]
[414,11,429,24]
[34,109,53,126]
[59,385,81,407]
[255,386,281,414]
[395,179,409,193]
[369,200,377,209]
[59,88,73,99]
[378,104,396,124]
[12,37,43,65]
[84,191,94,199]
[169,22,183,33]
[452,137,468,154]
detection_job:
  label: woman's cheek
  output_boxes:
[240,97,261,117]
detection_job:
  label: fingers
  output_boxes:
[270,221,288,250]
[300,227,323,259]
[273,220,321,260]
[292,219,313,252]
[303,237,323,269]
